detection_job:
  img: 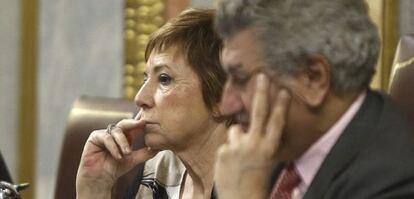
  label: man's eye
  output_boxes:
[158,73,172,85]
[231,74,249,86]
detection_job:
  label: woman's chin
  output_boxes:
[144,133,167,150]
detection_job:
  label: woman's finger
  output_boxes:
[109,125,132,154]
[248,74,270,137]
[116,119,146,144]
[134,110,142,120]
[95,130,123,160]
[117,119,145,131]
[265,89,291,151]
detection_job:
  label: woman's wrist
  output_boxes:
[76,187,112,199]
[76,191,111,199]
[76,178,113,199]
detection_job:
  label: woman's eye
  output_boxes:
[158,73,172,85]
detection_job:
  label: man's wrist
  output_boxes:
[238,168,272,198]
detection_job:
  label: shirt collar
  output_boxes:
[294,91,367,188]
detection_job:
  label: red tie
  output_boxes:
[269,164,301,199]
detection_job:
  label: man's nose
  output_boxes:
[219,81,244,116]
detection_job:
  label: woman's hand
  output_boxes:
[76,119,159,199]
[214,74,291,199]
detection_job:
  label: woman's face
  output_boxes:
[135,46,216,151]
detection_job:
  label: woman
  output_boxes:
[76,9,227,199]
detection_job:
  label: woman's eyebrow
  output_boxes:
[153,64,170,73]
[145,64,170,75]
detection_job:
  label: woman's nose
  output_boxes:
[135,82,155,109]
[220,81,244,116]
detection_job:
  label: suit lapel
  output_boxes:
[303,91,383,199]
[269,162,285,185]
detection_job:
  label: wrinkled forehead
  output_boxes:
[146,46,190,72]
[148,43,185,62]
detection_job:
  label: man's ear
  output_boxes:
[287,54,331,108]
[212,104,222,119]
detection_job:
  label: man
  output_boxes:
[214,0,414,199]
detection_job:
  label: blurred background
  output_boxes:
[0,0,413,198]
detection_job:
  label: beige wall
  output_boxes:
[366,0,399,91]
[36,0,124,198]
[400,0,414,36]
[0,0,21,181]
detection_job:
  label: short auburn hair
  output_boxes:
[145,8,226,111]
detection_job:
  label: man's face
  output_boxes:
[220,29,280,130]
[220,29,312,161]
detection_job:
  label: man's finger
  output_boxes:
[265,89,291,151]
[249,74,270,137]
[216,144,230,162]
[228,125,243,146]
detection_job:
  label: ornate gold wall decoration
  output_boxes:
[367,0,399,91]
[19,0,38,198]
[124,0,165,100]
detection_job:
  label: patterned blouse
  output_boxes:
[134,150,217,199]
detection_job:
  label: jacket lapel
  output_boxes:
[303,90,383,199]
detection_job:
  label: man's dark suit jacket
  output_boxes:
[271,90,414,199]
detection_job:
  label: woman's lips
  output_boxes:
[141,119,158,125]
[142,121,159,134]
[141,120,159,133]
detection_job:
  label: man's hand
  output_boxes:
[76,119,159,199]
[215,74,291,199]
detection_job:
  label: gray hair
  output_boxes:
[215,0,381,94]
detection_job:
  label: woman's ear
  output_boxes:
[285,54,331,108]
